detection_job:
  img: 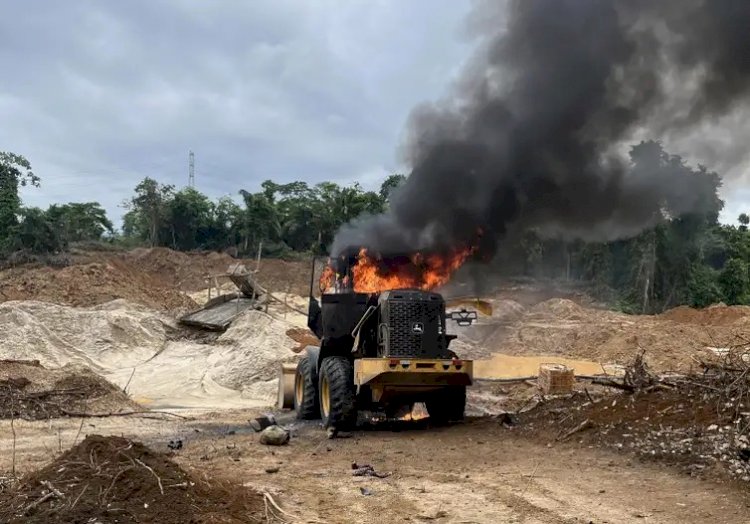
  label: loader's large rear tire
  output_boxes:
[319,356,357,430]
[426,386,466,425]
[294,356,319,420]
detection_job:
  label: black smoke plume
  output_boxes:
[331,0,750,262]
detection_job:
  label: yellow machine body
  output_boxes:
[354,357,472,404]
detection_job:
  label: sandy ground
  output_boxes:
[1,411,747,523]
[4,251,750,521]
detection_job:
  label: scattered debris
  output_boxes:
[359,487,373,496]
[417,510,448,521]
[250,413,277,432]
[0,435,263,523]
[521,347,750,481]
[259,425,290,446]
[0,360,139,420]
[351,463,391,479]
[167,439,183,450]
[557,419,594,441]
[494,412,519,427]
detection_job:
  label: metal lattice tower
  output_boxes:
[188,150,195,187]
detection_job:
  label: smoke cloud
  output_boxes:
[331,0,750,261]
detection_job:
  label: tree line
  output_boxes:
[1,143,748,312]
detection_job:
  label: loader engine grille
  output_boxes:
[378,290,446,358]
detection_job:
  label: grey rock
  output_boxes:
[259,425,290,446]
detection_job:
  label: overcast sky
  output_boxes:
[1,0,472,225]
[1,1,747,227]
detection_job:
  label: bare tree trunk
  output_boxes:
[641,232,657,314]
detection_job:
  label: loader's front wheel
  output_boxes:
[426,386,466,425]
[319,356,356,430]
[294,356,319,419]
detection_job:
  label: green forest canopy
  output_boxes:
[1,142,749,313]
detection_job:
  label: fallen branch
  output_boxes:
[70,482,89,509]
[23,480,65,513]
[474,376,537,383]
[135,458,164,495]
[60,409,189,419]
[669,379,722,392]
[8,386,16,477]
[123,368,136,394]
[263,491,295,522]
[557,419,593,441]
[590,378,634,392]
[41,480,64,498]
[24,491,55,513]
[584,387,594,403]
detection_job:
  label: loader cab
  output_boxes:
[307,256,374,341]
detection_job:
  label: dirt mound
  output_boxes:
[528,298,587,319]
[490,299,526,319]
[119,247,238,292]
[119,247,310,295]
[0,246,309,308]
[0,360,138,420]
[0,260,195,310]
[255,258,310,296]
[661,303,750,326]
[520,380,750,482]
[479,298,750,372]
[0,435,264,523]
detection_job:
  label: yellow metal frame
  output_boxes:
[354,358,473,387]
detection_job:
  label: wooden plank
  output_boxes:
[226,263,267,298]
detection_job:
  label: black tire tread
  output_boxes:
[295,356,320,420]
[319,356,357,429]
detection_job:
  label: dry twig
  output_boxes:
[557,419,593,441]
[135,458,164,495]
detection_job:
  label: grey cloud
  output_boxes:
[2,0,471,223]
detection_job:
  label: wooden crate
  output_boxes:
[538,363,574,395]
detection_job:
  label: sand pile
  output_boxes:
[0,360,139,420]
[0,300,300,410]
[0,260,195,310]
[0,300,173,369]
[0,435,264,523]
[475,299,750,371]
[110,310,299,408]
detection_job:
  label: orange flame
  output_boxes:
[320,246,474,294]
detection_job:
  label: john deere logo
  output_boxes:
[412,322,424,335]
